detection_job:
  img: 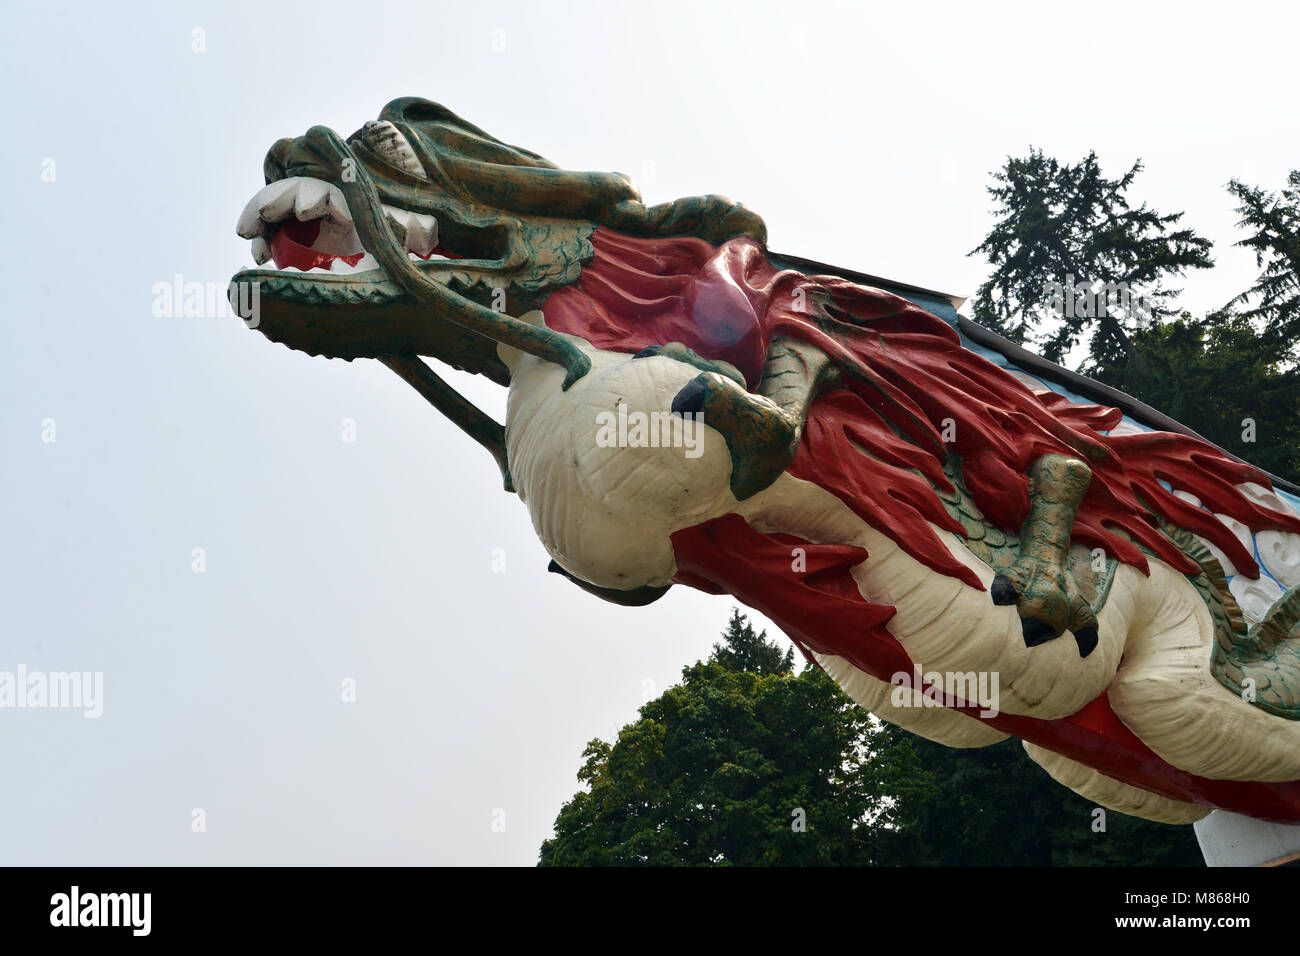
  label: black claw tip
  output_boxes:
[1020,615,1059,647]
[671,377,708,416]
[990,575,1019,606]
[632,346,661,359]
[547,559,565,575]
[1074,626,1099,658]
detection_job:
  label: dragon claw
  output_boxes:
[988,455,1101,658]
[667,371,798,501]
[670,376,708,416]
[1074,625,1100,658]
[993,560,1100,655]
[990,575,1019,606]
[561,351,592,390]
[1020,615,1059,647]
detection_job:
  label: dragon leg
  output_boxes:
[991,454,1101,657]
[755,338,844,428]
[652,337,841,501]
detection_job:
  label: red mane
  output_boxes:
[542,228,1300,587]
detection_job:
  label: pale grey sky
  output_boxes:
[1,0,1296,865]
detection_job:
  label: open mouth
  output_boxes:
[236,175,462,275]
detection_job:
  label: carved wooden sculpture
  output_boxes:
[232,99,1300,825]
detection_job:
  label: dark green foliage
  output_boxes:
[1226,171,1300,359]
[538,611,934,866]
[875,725,1204,867]
[1092,311,1300,485]
[710,607,794,675]
[970,149,1213,368]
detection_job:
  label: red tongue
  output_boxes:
[270,219,364,272]
[267,218,464,270]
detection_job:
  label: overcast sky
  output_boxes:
[2,0,1296,865]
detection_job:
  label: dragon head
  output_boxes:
[230,97,765,384]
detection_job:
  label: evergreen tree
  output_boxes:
[1225,170,1300,359]
[970,149,1213,370]
[538,610,932,866]
[1092,311,1300,486]
[710,607,794,675]
[873,725,1204,866]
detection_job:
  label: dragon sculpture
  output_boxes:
[231,98,1300,827]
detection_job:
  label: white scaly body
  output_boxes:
[501,325,1300,823]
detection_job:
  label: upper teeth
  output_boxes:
[236,175,440,265]
[237,177,353,239]
[382,206,439,257]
